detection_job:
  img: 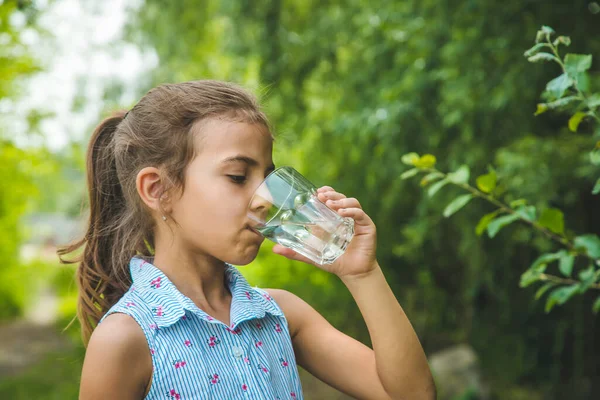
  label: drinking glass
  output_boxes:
[247,166,354,265]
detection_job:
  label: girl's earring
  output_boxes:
[162,215,167,221]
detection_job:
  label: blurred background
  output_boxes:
[1,0,599,399]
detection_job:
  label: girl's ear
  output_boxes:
[136,167,169,215]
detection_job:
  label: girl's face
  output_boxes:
[167,118,275,265]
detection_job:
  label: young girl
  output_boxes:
[61,80,435,399]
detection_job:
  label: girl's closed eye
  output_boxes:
[228,175,247,184]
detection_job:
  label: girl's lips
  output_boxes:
[246,226,261,236]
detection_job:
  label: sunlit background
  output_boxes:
[1,0,600,398]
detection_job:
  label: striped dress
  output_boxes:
[99,256,304,399]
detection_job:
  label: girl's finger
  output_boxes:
[326,197,361,209]
[318,191,346,202]
[337,207,372,226]
[317,186,335,193]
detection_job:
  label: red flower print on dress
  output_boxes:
[244,356,250,364]
[172,359,187,369]
[279,357,289,367]
[207,336,221,348]
[150,349,155,355]
[226,326,242,335]
[275,323,282,333]
[208,373,220,384]
[291,392,297,398]
[206,315,215,321]
[181,315,187,320]
[255,322,263,329]
[152,305,164,317]
[126,302,136,307]
[150,276,162,289]
[242,383,248,391]
[184,339,192,347]
[139,260,147,271]
[257,364,269,373]
[244,291,251,300]
[166,388,181,399]
[149,324,158,330]
[255,340,263,348]
[262,293,272,301]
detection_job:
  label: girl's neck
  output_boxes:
[152,250,232,316]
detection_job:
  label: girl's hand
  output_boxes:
[272,186,378,279]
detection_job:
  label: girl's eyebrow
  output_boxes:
[221,155,276,172]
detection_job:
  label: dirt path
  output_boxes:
[0,285,73,379]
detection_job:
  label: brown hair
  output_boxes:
[58,80,271,346]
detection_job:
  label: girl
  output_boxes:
[60,80,435,399]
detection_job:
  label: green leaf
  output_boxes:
[527,53,558,63]
[558,251,575,277]
[538,208,564,234]
[476,170,497,193]
[592,178,600,195]
[427,178,449,197]
[546,74,573,99]
[568,112,587,132]
[535,282,557,300]
[593,297,600,314]
[578,265,596,292]
[535,30,546,43]
[401,152,420,166]
[520,268,543,288]
[534,103,548,116]
[530,252,561,271]
[590,150,600,166]
[475,210,501,236]
[509,199,528,208]
[573,234,600,258]
[541,25,555,34]
[546,96,579,110]
[588,94,600,109]
[545,285,580,312]
[552,36,571,47]
[487,213,520,238]
[564,54,592,78]
[447,165,470,184]
[443,194,474,218]
[401,168,419,180]
[413,154,437,168]
[523,43,549,57]
[420,171,444,186]
[516,205,537,222]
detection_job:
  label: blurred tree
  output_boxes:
[124,1,600,398]
[0,0,45,319]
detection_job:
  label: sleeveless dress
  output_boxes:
[99,256,304,399]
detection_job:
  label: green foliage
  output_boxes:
[401,26,600,318]
[443,194,473,218]
[476,170,497,194]
[537,208,564,234]
[0,142,40,320]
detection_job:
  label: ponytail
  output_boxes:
[58,110,135,347]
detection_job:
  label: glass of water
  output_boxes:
[247,166,354,265]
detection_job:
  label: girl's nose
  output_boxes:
[248,194,272,225]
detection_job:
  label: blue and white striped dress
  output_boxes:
[99,256,304,399]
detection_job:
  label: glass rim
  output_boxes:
[247,165,299,228]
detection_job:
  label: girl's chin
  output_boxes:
[228,246,263,266]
